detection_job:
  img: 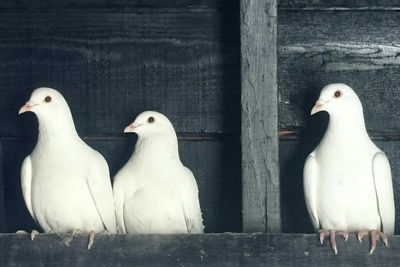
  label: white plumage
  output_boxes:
[304,83,395,254]
[113,111,204,234]
[19,87,117,246]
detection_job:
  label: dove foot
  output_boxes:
[16,229,40,240]
[61,229,82,247]
[357,229,388,254]
[16,230,29,235]
[16,229,41,238]
[319,229,348,254]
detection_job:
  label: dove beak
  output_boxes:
[124,123,141,133]
[19,101,38,114]
[311,100,329,115]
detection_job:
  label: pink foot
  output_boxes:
[357,230,388,254]
[319,229,348,254]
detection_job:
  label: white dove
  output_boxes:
[113,111,204,234]
[304,83,395,254]
[19,87,117,248]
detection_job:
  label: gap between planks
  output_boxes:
[0,133,239,142]
[280,7,400,11]
[279,129,400,141]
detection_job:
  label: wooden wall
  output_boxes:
[279,1,400,233]
[0,0,242,233]
[1,0,400,237]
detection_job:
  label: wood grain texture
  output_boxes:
[280,138,400,234]
[278,10,400,135]
[241,0,280,232]
[2,137,241,233]
[1,5,240,136]
[280,0,400,9]
[0,233,400,266]
[0,0,235,9]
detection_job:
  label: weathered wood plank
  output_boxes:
[0,0,235,9]
[2,137,241,234]
[278,11,400,134]
[280,138,400,234]
[280,0,400,10]
[1,233,400,266]
[2,7,240,136]
[241,0,280,232]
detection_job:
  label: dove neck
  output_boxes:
[131,134,181,166]
[37,114,79,143]
[326,113,369,140]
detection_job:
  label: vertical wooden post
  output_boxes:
[240,0,280,232]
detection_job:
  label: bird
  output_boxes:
[113,111,204,234]
[18,87,117,249]
[303,83,395,254]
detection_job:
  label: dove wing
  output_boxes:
[21,156,36,222]
[86,152,117,234]
[372,152,395,235]
[303,153,320,230]
[180,168,204,233]
[112,172,127,234]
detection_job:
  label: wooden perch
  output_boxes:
[1,233,399,266]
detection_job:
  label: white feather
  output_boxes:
[372,152,395,234]
[303,153,319,230]
[21,156,36,222]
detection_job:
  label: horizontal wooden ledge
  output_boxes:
[0,233,398,266]
[279,129,400,141]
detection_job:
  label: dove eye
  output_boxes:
[147,117,155,123]
[44,96,52,103]
[334,91,342,98]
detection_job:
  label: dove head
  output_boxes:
[19,87,77,137]
[19,87,70,115]
[311,83,364,118]
[124,111,177,139]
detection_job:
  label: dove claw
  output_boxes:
[318,230,326,244]
[357,229,389,253]
[31,230,39,241]
[16,230,29,235]
[72,229,82,237]
[318,229,348,254]
[88,231,95,250]
[62,234,73,247]
[343,232,348,242]
[329,230,338,254]
[378,232,389,247]
[357,230,368,243]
